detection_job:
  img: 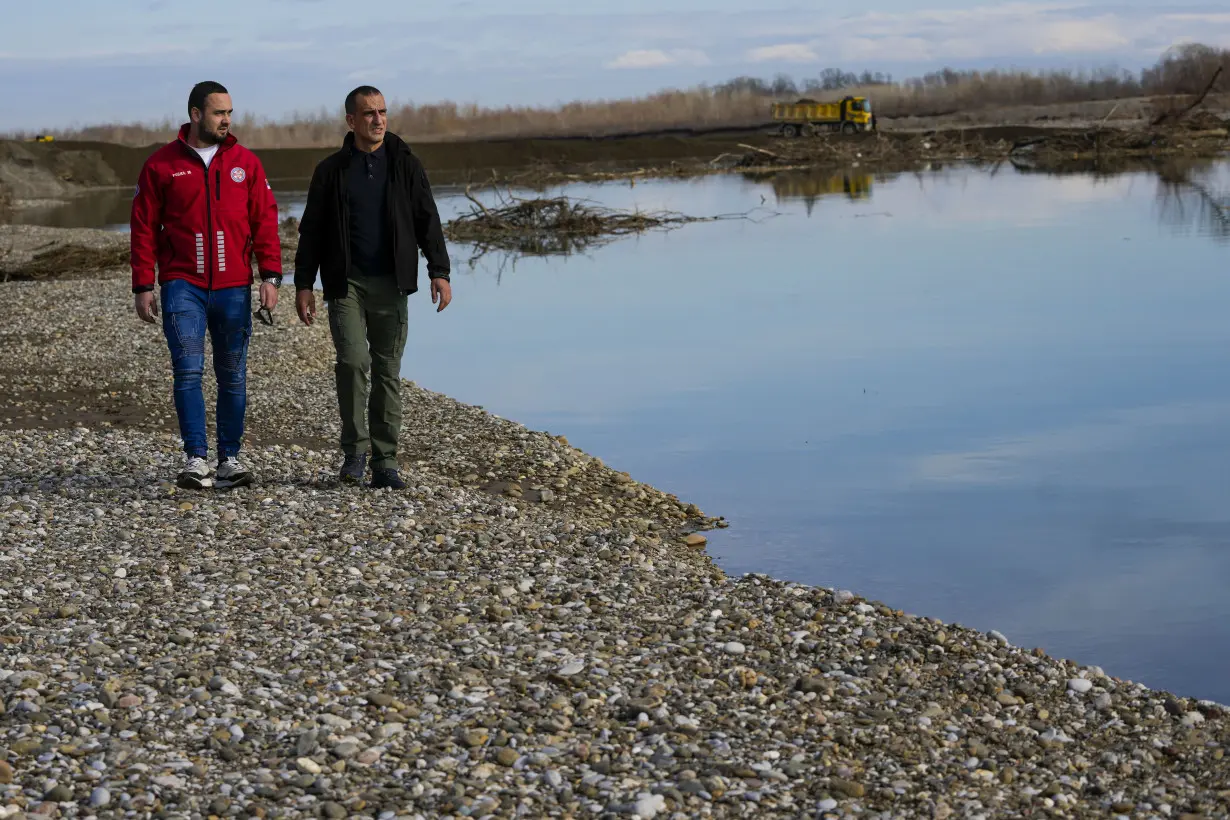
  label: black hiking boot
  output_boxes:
[370,468,406,490]
[340,453,367,485]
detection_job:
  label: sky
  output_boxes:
[2,0,1229,131]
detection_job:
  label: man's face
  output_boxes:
[193,93,233,144]
[347,94,387,144]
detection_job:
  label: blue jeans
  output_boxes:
[160,279,251,459]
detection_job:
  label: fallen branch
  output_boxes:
[737,143,781,159]
[1151,66,1224,127]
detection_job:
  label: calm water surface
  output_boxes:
[33,160,1230,704]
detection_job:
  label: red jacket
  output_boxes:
[130,124,282,293]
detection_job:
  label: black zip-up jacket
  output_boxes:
[293,130,450,300]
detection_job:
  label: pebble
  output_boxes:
[295,757,322,775]
[1068,678,1094,694]
[557,659,586,676]
[632,793,666,817]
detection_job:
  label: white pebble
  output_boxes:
[722,641,746,655]
[557,660,585,676]
[632,794,666,818]
[1067,679,1094,694]
[296,757,322,774]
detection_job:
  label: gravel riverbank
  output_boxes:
[1,225,1229,819]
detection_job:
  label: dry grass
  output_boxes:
[5,44,1228,148]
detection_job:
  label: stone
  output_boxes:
[1068,678,1094,694]
[296,757,323,775]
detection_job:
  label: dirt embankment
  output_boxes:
[0,140,124,206]
[1,104,1227,208]
[0,130,784,205]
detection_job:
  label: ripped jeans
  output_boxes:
[160,278,252,460]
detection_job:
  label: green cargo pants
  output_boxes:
[325,275,408,470]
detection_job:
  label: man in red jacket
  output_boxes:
[130,80,283,490]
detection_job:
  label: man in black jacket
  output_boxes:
[294,85,452,489]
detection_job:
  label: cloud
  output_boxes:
[730,3,1230,66]
[1031,16,1131,53]
[912,401,1230,485]
[605,48,709,69]
[746,43,819,63]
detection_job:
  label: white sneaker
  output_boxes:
[177,456,213,490]
[215,456,253,489]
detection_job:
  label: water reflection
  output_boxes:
[10,188,134,230]
[1154,163,1230,242]
[1006,156,1230,244]
[744,159,1230,244]
[740,169,874,214]
[8,184,312,231]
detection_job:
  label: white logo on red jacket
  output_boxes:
[231,167,246,183]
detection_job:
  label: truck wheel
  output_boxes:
[782,124,800,138]
[841,122,857,135]
[801,123,816,137]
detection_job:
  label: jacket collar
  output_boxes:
[342,129,409,156]
[177,122,237,152]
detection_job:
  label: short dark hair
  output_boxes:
[189,81,228,117]
[345,85,383,115]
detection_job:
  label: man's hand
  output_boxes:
[431,277,452,312]
[296,289,316,325]
[134,291,158,323]
[260,281,279,312]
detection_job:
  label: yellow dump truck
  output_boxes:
[26,135,55,143]
[770,95,875,136]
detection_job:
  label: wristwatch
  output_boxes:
[261,273,283,287]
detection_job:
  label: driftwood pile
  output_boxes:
[443,186,765,262]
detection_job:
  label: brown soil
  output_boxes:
[29,130,781,189]
[0,379,167,434]
[1,244,130,281]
